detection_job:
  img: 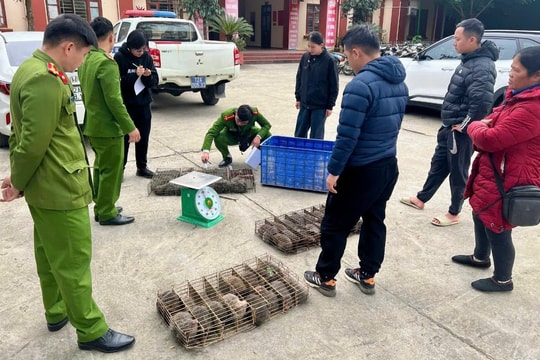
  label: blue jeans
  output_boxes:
[472,214,514,281]
[294,107,327,139]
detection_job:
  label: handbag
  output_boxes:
[490,154,540,226]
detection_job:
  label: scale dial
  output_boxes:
[194,186,221,220]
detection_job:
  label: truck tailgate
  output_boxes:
[155,41,237,79]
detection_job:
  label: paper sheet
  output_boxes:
[134,76,144,95]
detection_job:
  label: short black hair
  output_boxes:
[515,46,540,76]
[236,105,253,122]
[456,18,484,44]
[341,24,380,56]
[126,30,147,50]
[43,13,97,48]
[90,16,113,40]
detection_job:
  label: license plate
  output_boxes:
[191,76,206,89]
[72,85,83,102]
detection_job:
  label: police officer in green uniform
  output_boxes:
[1,14,135,353]
[78,17,141,226]
[201,105,272,167]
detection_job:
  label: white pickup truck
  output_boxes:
[112,10,240,105]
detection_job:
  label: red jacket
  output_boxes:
[464,85,540,233]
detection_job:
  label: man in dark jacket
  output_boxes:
[304,25,408,297]
[294,31,339,139]
[400,18,499,227]
[114,30,159,179]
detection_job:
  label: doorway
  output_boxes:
[261,3,271,48]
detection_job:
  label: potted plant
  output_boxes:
[208,13,254,63]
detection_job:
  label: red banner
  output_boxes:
[325,0,337,49]
[225,0,238,17]
[288,0,300,49]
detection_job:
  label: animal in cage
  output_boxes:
[221,293,248,322]
[170,311,199,340]
[244,292,270,326]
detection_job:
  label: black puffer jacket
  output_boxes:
[441,40,499,127]
[295,48,339,110]
[113,43,158,106]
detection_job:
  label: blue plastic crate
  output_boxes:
[260,135,334,192]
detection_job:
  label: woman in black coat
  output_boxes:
[114,30,159,178]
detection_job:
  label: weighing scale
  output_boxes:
[169,171,224,228]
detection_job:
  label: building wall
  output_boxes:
[4,0,28,31]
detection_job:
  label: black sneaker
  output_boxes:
[344,268,375,295]
[304,271,336,297]
[218,156,232,168]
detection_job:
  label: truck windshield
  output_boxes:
[137,22,198,42]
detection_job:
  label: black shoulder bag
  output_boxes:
[490,154,540,226]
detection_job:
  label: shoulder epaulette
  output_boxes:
[251,107,259,115]
[105,52,115,61]
[47,62,68,84]
[223,113,235,121]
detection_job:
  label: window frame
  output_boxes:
[0,0,7,28]
[306,4,320,33]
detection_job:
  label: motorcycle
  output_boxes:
[330,51,354,76]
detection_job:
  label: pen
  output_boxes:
[132,63,140,67]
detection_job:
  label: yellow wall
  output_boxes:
[4,0,27,31]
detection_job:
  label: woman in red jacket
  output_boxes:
[451,46,540,292]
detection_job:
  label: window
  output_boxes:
[115,22,132,43]
[519,38,540,50]
[488,38,518,60]
[147,0,175,11]
[0,0,6,27]
[137,21,198,42]
[424,37,460,60]
[306,4,319,33]
[47,0,101,21]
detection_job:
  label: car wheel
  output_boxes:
[0,134,8,148]
[201,86,219,105]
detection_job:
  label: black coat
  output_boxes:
[113,43,159,106]
[441,40,499,127]
[295,48,339,110]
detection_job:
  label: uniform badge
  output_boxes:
[47,62,69,84]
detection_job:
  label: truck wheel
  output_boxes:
[0,134,8,148]
[201,86,219,105]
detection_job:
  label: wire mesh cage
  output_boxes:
[255,204,362,254]
[148,167,256,196]
[156,254,309,349]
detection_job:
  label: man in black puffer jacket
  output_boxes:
[400,18,499,227]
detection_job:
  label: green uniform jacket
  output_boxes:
[78,48,135,137]
[9,50,92,210]
[202,107,272,150]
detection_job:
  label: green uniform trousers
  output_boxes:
[28,205,108,342]
[214,127,270,159]
[89,136,124,221]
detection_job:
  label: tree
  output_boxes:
[437,0,537,19]
[207,13,254,51]
[340,0,382,24]
[181,0,222,39]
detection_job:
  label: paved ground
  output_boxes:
[0,63,538,360]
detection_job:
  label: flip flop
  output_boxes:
[399,197,424,210]
[431,216,459,227]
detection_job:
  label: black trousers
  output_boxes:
[416,125,473,215]
[124,104,152,170]
[316,157,399,280]
[472,214,514,281]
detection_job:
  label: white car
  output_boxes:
[0,31,85,147]
[401,30,540,110]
